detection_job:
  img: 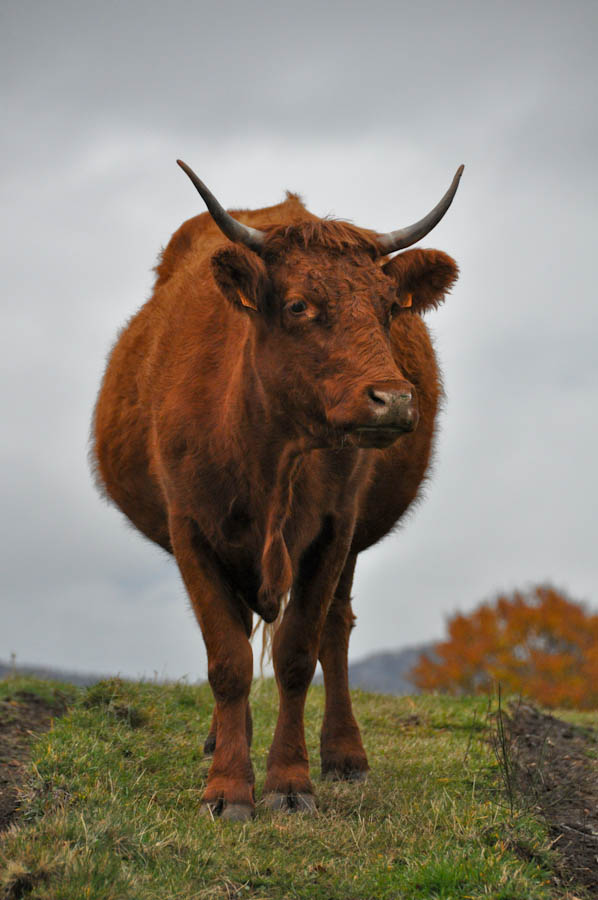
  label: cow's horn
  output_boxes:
[375,165,464,255]
[177,160,266,252]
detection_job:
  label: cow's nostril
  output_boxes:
[367,388,386,406]
[363,383,418,432]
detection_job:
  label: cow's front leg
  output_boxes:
[203,703,253,757]
[318,553,369,781]
[169,512,254,821]
[263,517,352,813]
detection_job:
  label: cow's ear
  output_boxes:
[382,249,459,313]
[211,246,271,314]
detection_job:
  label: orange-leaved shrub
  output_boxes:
[411,585,598,709]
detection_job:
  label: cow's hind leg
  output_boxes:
[263,517,352,813]
[170,512,254,821]
[203,703,253,757]
[318,553,369,781]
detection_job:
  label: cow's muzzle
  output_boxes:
[365,383,418,430]
[329,380,419,448]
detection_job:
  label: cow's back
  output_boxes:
[155,192,315,289]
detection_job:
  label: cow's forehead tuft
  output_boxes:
[263,218,379,258]
[271,248,392,303]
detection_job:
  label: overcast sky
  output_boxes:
[2,0,597,680]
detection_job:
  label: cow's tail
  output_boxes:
[251,590,290,670]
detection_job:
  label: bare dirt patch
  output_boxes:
[0,690,67,832]
[506,703,598,896]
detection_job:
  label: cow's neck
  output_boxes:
[217,331,301,491]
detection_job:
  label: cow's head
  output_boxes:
[178,161,461,450]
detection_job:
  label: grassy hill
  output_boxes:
[0,676,594,899]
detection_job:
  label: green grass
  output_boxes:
[0,675,78,708]
[0,678,570,899]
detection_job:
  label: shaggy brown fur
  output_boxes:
[92,189,459,820]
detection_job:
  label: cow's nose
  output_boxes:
[366,383,418,432]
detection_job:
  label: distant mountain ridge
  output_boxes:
[0,660,106,687]
[315,643,435,695]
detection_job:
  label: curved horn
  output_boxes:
[375,165,464,255]
[176,160,266,253]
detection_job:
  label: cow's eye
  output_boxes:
[288,300,307,315]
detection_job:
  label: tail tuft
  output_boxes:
[251,591,290,671]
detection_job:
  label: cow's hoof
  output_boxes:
[203,734,216,756]
[322,768,368,783]
[199,800,220,819]
[263,791,287,811]
[263,791,317,814]
[221,803,254,822]
[199,800,253,822]
[294,792,318,813]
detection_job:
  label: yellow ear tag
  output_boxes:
[400,293,413,308]
[238,291,256,310]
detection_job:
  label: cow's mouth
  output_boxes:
[347,426,411,449]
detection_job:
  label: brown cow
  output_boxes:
[92,160,463,820]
